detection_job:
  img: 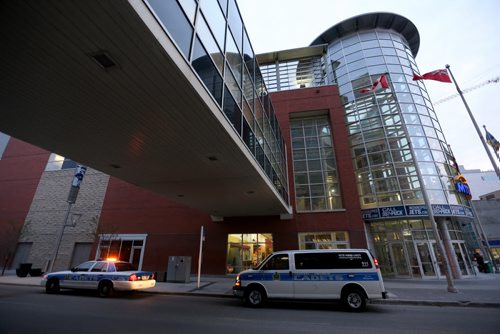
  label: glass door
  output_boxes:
[389,242,410,277]
[415,242,436,277]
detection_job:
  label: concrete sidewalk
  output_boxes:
[1,272,499,308]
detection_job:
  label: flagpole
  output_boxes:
[445,64,500,179]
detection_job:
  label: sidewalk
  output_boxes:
[1,272,499,308]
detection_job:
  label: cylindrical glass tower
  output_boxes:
[311,13,475,278]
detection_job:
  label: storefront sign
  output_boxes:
[406,205,428,216]
[361,204,474,220]
[380,206,406,218]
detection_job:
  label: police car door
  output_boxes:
[64,261,95,289]
[258,253,294,298]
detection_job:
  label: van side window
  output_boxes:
[295,252,372,269]
[261,254,289,270]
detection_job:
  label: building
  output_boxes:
[0,1,479,278]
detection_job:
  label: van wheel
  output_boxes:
[342,288,366,312]
[46,278,60,294]
[245,286,266,307]
[98,281,113,298]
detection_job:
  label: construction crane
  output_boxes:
[433,77,500,105]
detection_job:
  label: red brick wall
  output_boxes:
[0,138,49,264]
[99,86,366,274]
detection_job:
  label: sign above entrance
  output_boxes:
[362,204,474,220]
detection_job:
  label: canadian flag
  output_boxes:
[359,74,389,93]
[413,69,452,83]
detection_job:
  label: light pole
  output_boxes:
[48,165,87,272]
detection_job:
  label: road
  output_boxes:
[0,285,498,334]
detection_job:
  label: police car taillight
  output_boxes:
[128,274,138,281]
[374,258,380,269]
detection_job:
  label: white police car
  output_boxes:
[41,259,156,297]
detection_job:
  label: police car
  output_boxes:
[41,259,156,297]
[233,249,387,311]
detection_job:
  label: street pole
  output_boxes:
[445,64,500,179]
[48,165,87,272]
[197,225,204,289]
[48,202,72,272]
[385,73,458,292]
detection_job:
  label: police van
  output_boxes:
[233,249,387,311]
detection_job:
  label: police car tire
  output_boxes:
[245,286,266,307]
[342,288,366,312]
[46,278,60,294]
[98,281,113,298]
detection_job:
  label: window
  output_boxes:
[295,252,372,270]
[261,254,289,270]
[0,132,10,159]
[291,117,342,211]
[227,233,273,274]
[45,153,77,171]
[298,232,350,249]
[97,234,147,270]
[73,261,95,272]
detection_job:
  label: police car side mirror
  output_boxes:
[71,267,77,272]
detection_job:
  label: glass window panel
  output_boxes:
[196,13,224,74]
[178,0,196,23]
[226,34,242,86]
[148,0,193,58]
[199,0,226,51]
[227,0,243,52]
[192,38,223,106]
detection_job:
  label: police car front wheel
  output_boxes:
[46,278,60,294]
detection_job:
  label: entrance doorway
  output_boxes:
[415,242,437,277]
[389,242,410,277]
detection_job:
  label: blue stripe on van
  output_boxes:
[240,272,379,282]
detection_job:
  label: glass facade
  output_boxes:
[324,29,467,211]
[290,117,342,211]
[145,0,289,205]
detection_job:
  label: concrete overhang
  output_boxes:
[0,0,291,217]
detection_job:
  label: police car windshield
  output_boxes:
[114,262,136,271]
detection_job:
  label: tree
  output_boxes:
[0,220,23,275]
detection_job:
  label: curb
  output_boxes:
[371,299,500,308]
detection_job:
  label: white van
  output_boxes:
[233,249,387,311]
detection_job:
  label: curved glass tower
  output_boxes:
[310,13,475,278]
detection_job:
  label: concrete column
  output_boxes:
[437,218,462,279]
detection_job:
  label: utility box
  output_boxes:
[166,256,191,283]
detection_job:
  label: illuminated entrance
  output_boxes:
[226,234,273,274]
[370,220,474,278]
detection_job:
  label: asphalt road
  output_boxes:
[1,285,498,334]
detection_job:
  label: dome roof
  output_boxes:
[310,12,420,57]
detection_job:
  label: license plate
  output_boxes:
[141,276,149,280]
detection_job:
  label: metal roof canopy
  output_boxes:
[0,0,291,217]
[310,12,420,57]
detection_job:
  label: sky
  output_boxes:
[238,0,500,171]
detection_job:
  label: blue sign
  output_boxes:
[406,205,428,216]
[362,209,380,220]
[431,204,451,216]
[361,204,474,220]
[380,206,406,218]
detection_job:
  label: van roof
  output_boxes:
[275,249,370,253]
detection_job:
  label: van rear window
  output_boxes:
[294,252,372,270]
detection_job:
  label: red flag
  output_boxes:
[359,74,389,93]
[413,69,451,83]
